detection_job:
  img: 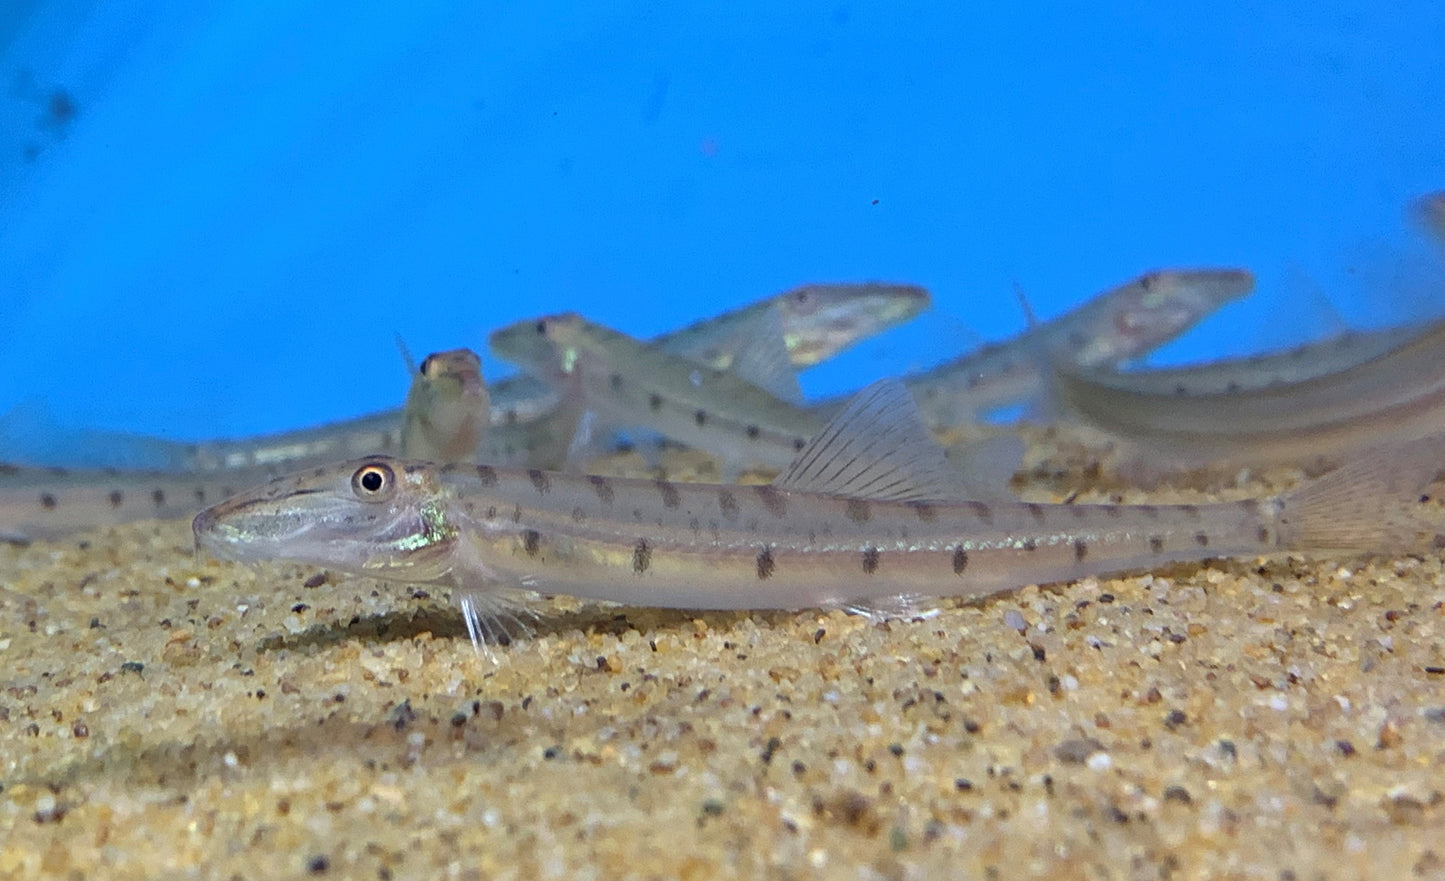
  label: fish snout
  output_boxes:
[191,506,219,555]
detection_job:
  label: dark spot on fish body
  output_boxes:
[528,469,551,494]
[1073,540,1088,563]
[966,502,992,525]
[952,546,969,575]
[1025,503,1045,522]
[108,490,124,509]
[755,485,787,519]
[1021,538,1038,552]
[1179,505,1200,519]
[486,506,498,520]
[588,475,615,505]
[845,499,872,524]
[1257,527,1271,545]
[571,507,586,523]
[861,546,880,574]
[633,539,652,574]
[792,438,806,451]
[152,489,165,508]
[694,409,707,427]
[511,505,523,524]
[910,502,937,522]
[655,480,681,509]
[718,490,739,521]
[0,464,17,476]
[1194,532,1209,548]
[521,529,542,557]
[610,373,624,391]
[40,493,57,510]
[193,489,206,505]
[1148,536,1165,554]
[1173,384,1188,396]
[475,465,499,487]
[746,425,761,440]
[756,546,775,579]
[648,394,663,412]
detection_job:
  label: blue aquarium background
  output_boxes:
[0,2,1442,448]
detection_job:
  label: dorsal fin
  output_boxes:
[662,305,803,403]
[1012,281,1041,330]
[725,306,803,403]
[773,379,976,502]
[945,435,1025,503]
[394,333,419,376]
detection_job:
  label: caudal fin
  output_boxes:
[1278,433,1445,553]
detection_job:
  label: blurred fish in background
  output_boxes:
[0,2,1442,540]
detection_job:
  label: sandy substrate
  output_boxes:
[2,444,1444,880]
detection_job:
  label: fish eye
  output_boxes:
[419,354,435,377]
[351,462,396,500]
[534,320,547,335]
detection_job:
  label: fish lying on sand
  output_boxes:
[193,380,1445,650]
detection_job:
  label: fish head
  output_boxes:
[193,457,459,582]
[1073,268,1255,365]
[418,348,484,387]
[489,312,586,376]
[776,283,931,365]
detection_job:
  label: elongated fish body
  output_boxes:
[491,313,824,471]
[1053,315,1445,476]
[1067,323,1425,398]
[485,282,928,422]
[174,411,408,473]
[194,381,1445,648]
[887,268,1254,426]
[487,374,565,427]
[0,416,587,542]
[401,349,490,464]
[160,401,570,473]
[13,283,923,477]
[1,464,278,542]
[660,282,930,369]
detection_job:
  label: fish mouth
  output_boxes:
[191,487,326,561]
[191,506,217,554]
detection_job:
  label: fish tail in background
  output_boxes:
[0,466,267,542]
[0,400,195,470]
[1276,433,1445,553]
[1412,190,1445,246]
